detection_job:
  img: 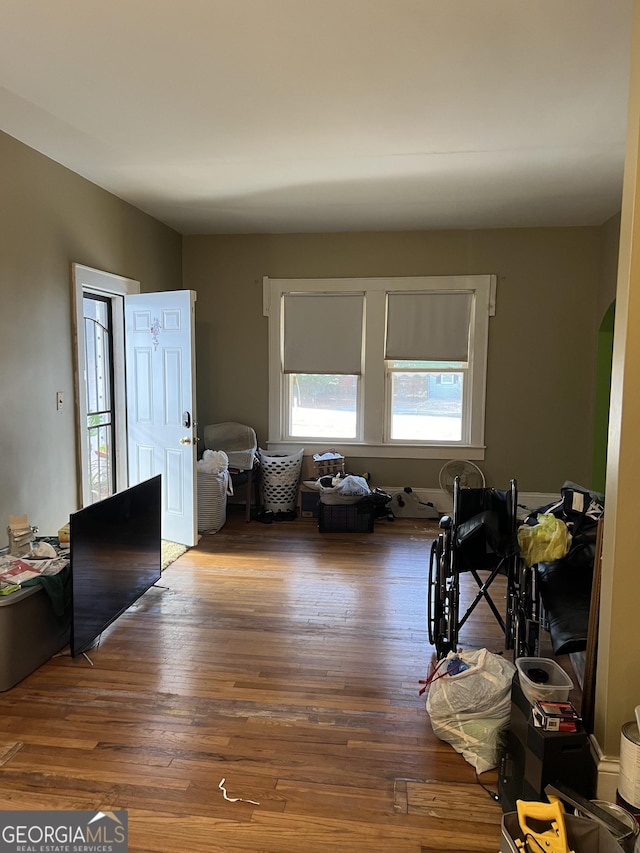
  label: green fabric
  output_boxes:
[22,564,72,618]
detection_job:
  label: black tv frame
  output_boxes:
[70,475,162,657]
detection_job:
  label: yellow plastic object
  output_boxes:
[516,799,575,853]
[517,513,572,567]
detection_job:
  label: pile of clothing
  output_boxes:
[309,473,393,519]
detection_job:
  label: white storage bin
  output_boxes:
[515,656,573,706]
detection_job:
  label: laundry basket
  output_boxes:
[197,459,232,534]
[259,448,304,513]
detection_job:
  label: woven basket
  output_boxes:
[312,450,345,478]
[197,470,231,534]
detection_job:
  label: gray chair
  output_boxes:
[203,423,258,522]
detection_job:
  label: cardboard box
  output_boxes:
[532,700,581,732]
[297,484,320,518]
[58,523,70,546]
[312,451,345,478]
[301,453,347,482]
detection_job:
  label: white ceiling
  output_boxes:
[0,1,633,235]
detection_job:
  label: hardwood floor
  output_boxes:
[0,511,515,852]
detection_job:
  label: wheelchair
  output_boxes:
[428,476,521,660]
[509,482,605,659]
[508,551,541,659]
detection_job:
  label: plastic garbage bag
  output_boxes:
[197,449,229,475]
[517,512,572,567]
[426,648,515,773]
[319,474,371,505]
[329,475,370,496]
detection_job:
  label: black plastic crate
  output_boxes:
[318,502,375,533]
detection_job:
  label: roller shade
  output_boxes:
[283,293,364,374]
[385,291,472,361]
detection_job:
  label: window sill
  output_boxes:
[265,442,485,461]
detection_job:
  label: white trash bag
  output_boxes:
[426,648,515,773]
[197,449,230,475]
[316,474,371,505]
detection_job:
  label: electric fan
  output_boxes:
[438,459,486,497]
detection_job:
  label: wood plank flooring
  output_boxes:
[0,511,516,852]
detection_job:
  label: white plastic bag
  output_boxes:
[319,474,371,505]
[197,449,230,475]
[426,648,515,773]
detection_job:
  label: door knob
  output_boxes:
[179,437,192,445]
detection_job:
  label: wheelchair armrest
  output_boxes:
[439,515,452,530]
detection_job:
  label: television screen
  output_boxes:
[70,475,161,657]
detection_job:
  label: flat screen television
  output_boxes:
[70,475,162,657]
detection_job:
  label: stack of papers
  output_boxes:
[0,555,69,586]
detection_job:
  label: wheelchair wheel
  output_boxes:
[504,555,519,651]
[515,607,540,659]
[428,533,455,659]
[427,539,442,646]
[505,596,515,651]
[511,561,540,659]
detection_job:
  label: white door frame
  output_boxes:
[72,263,140,506]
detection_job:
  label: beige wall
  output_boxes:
[0,124,612,533]
[185,227,604,493]
[0,130,182,539]
[600,212,622,320]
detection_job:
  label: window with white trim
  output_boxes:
[264,276,495,460]
[72,264,140,505]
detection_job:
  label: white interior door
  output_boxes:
[125,290,197,546]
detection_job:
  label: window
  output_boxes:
[72,264,140,506]
[264,275,495,460]
[289,374,359,438]
[387,362,464,442]
[280,291,364,440]
[83,294,116,501]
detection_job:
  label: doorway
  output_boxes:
[592,300,616,494]
[72,264,198,546]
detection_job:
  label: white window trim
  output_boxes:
[263,275,496,460]
[72,263,140,505]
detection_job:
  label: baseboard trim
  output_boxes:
[590,735,621,801]
[381,487,559,519]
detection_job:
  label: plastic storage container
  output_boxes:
[318,502,374,533]
[0,585,70,691]
[515,656,573,705]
